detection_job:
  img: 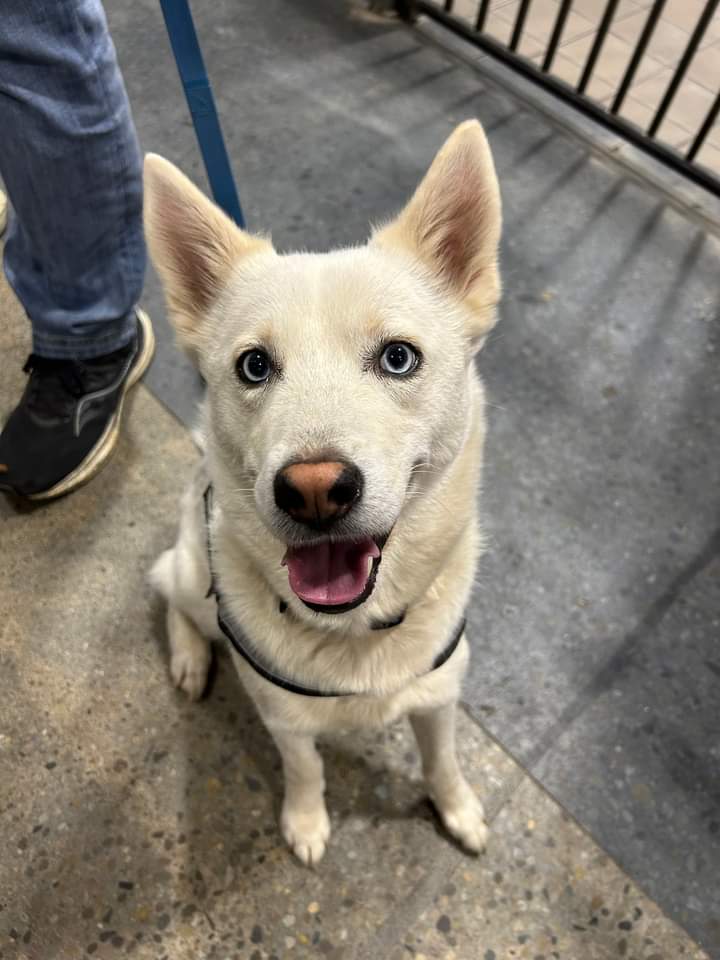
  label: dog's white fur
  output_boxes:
[145,121,502,865]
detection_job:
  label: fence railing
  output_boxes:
[397,0,720,196]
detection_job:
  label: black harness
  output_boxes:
[204,486,466,698]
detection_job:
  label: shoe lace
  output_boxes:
[22,354,87,418]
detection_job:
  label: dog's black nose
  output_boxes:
[274,460,363,529]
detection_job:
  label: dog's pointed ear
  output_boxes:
[143,154,272,349]
[372,121,501,348]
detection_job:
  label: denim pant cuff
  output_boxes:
[31,310,138,360]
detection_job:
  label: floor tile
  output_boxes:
[661,0,720,42]
[494,0,598,47]
[618,91,698,147]
[483,6,520,48]
[611,7,717,67]
[695,138,720,174]
[631,72,718,133]
[685,40,720,92]
[560,29,665,88]
[570,0,645,22]
[533,558,720,955]
[529,48,617,100]
[373,778,712,960]
[446,0,481,28]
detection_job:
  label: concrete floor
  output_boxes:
[0,275,709,960]
[2,0,720,957]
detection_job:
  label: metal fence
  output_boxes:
[396,0,720,196]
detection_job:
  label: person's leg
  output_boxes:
[0,0,153,500]
[0,0,145,357]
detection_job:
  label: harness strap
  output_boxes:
[203,485,466,698]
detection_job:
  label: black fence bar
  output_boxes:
[444,0,454,11]
[542,0,575,73]
[475,0,492,33]
[405,0,720,196]
[648,0,719,137]
[686,91,720,162]
[577,0,621,95]
[611,0,666,114]
[510,0,533,52]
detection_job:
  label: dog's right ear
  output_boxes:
[143,154,272,350]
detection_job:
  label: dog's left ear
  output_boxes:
[372,120,501,349]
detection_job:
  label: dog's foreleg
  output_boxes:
[411,702,488,853]
[167,604,211,701]
[270,727,330,867]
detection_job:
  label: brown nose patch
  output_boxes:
[274,459,364,529]
[282,461,345,524]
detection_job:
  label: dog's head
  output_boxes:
[144,121,501,616]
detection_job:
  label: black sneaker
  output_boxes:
[0,309,154,500]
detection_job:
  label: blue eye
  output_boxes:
[379,342,418,376]
[237,349,272,384]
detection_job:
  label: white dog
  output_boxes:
[145,120,502,865]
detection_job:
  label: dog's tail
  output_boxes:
[148,548,175,599]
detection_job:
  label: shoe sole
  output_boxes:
[26,309,156,501]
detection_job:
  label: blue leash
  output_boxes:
[158,0,246,227]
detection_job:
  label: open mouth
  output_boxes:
[281,536,383,614]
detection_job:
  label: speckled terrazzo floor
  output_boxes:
[0,269,710,960]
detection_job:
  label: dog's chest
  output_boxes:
[229,637,469,735]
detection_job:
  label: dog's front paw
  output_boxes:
[281,803,331,867]
[170,646,210,701]
[432,779,488,854]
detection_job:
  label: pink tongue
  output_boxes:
[282,537,380,605]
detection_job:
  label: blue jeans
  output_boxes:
[0,0,145,359]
